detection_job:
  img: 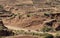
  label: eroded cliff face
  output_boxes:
[0,0,60,30]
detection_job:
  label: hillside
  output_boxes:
[0,0,60,38]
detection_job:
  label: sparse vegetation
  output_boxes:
[27,14,31,17]
[44,34,53,38]
[41,26,53,32]
[0,5,3,9]
[55,33,60,38]
[0,0,60,38]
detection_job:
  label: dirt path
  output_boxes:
[5,25,57,36]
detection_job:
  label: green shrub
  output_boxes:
[0,36,2,38]
[0,5,3,9]
[44,34,54,38]
[56,36,60,38]
[55,33,60,38]
[41,26,53,32]
[27,14,30,17]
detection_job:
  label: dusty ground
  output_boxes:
[4,35,38,38]
[0,0,60,38]
[1,0,60,30]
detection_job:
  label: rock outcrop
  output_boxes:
[0,20,14,36]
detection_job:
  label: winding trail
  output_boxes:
[5,25,57,36]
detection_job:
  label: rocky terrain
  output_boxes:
[0,0,60,38]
